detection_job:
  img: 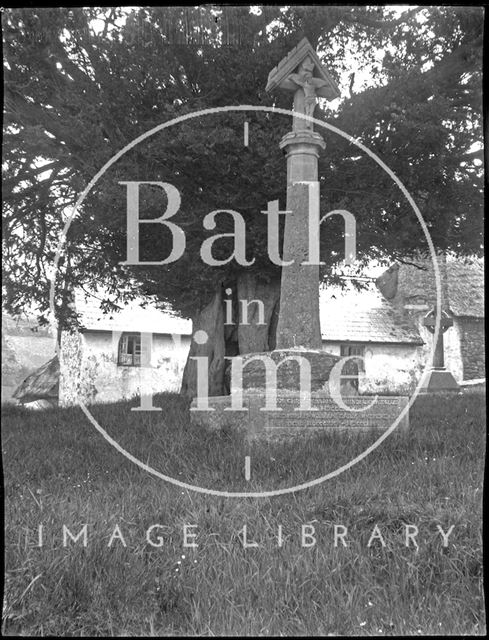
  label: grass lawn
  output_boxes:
[3,392,485,636]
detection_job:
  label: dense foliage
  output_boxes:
[3,6,483,324]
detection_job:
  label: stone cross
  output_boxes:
[420,304,459,393]
[286,55,332,131]
[422,305,453,369]
[265,38,340,349]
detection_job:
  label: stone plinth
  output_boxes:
[419,368,459,394]
[193,348,385,441]
[190,391,409,441]
[191,40,412,442]
[420,306,459,394]
[234,349,353,393]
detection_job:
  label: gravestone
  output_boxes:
[419,305,459,393]
[190,38,409,440]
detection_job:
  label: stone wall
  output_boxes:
[235,349,342,393]
[59,331,84,406]
[458,317,485,380]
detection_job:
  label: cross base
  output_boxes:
[418,368,459,394]
[190,391,409,442]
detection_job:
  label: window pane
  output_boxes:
[134,338,141,354]
[118,334,142,366]
[119,335,127,354]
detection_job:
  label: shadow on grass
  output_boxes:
[2,392,485,636]
[3,392,485,493]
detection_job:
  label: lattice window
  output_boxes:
[118,333,142,366]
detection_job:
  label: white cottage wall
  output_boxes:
[361,344,425,394]
[60,330,191,406]
[444,320,464,383]
[321,341,425,395]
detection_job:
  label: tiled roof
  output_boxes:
[73,290,192,335]
[73,284,423,345]
[446,261,484,317]
[377,257,484,318]
[319,285,422,344]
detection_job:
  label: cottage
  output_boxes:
[13,256,483,407]
[321,255,484,394]
[376,256,484,384]
[319,284,424,395]
[59,291,192,406]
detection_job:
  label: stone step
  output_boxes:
[190,391,409,441]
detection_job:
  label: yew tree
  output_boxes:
[3,6,483,396]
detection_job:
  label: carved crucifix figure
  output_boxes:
[286,56,330,130]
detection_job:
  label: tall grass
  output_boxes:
[3,393,485,636]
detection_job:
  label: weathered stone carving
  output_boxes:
[286,56,331,129]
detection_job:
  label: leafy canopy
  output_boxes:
[2,6,483,323]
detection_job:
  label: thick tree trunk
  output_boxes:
[180,274,281,399]
[237,273,281,354]
[180,287,226,398]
